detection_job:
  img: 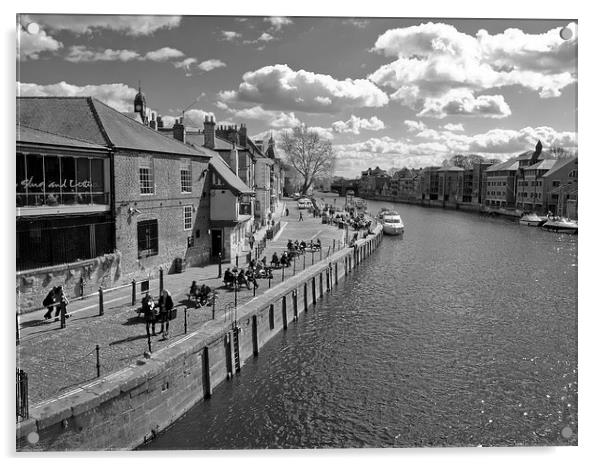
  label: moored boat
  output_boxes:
[379,208,404,235]
[519,212,547,227]
[542,216,578,234]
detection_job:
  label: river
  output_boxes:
[140,200,578,449]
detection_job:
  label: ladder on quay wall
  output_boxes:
[232,324,241,373]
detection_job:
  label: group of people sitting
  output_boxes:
[188,281,214,308]
[286,238,321,255]
[223,266,264,290]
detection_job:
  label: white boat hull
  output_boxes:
[383,224,404,235]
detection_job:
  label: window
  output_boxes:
[137,219,158,258]
[552,180,560,188]
[139,162,154,195]
[568,170,578,179]
[183,205,193,230]
[180,164,192,193]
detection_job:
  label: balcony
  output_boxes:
[16,192,111,217]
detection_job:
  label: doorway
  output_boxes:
[211,229,222,260]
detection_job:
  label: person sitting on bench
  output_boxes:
[271,252,280,268]
[223,268,235,288]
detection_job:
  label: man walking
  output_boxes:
[299,211,304,222]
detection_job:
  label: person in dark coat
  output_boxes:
[271,252,280,268]
[141,293,157,337]
[158,289,174,339]
[224,268,235,287]
[42,286,59,320]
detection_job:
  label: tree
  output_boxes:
[443,154,486,169]
[280,125,336,195]
[550,145,576,159]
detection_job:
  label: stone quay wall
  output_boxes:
[16,225,384,451]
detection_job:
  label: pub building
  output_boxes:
[16,94,212,313]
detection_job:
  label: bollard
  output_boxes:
[236,255,239,267]
[96,345,101,378]
[234,284,238,308]
[332,238,335,252]
[60,302,67,329]
[218,252,222,278]
[212,296,216,320]
[269,276,272,288]
[98,287,104,316]
[303,255,306,269]
[159,267,164,295]
[312,251,315,265]
[281,265,285,282]
[184,308,188,334]
[131,280,136,306]
[253,280,257,297]
[293,257,296,275]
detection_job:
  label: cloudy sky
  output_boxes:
[17,15,577,177]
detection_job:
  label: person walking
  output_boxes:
[299,211,304,222]
[158,289,174,339]
[42,286,59,320]
[249,234,255,252]
[285,207,289,216]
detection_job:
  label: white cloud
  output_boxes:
[258,32,274,42]
[198,59,226,72]
[404,120,426,132]
[332,115,385,134]
[369,21,577,117]
[222,30,242,41]
[64,46,186,63]
[65,46,141,62]
[418,89,512,119]
[144,47,185,61]
[17,81,137,112]
[442,123,464,132]
[220,64,389,113]
[219,103,301,129]
[174,58,198,72]
[264,17,293,31]
[17,24,62,60]
[24,15,181,36]
[307,126,335,140]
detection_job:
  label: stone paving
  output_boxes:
[17,194,347,404]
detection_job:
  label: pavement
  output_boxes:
[17,194,347,405]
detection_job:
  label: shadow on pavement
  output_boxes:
[109,334,148,346]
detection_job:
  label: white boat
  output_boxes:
[379,209,404,235]
[519,212,547,227]
[542,216,578,234]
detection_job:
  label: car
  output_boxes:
[297,198,313,209]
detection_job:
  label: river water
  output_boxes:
[141,201,578,449]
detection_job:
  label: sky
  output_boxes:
[16,15,577,178]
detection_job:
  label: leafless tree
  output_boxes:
[280,125,336,195]
[550,145,576,159]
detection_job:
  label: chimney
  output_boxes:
[239,123,247,148]
[157,115,164,129]
[149,112,157,130]
[203,115,215,149]
[173,118,186,144]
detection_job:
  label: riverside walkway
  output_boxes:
[17,196,347,405]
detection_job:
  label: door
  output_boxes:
[211,229,222,259]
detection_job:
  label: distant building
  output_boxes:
[420,166,441,200]
[484,158,520,208]
[437,166,464,202]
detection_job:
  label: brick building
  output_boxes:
[17,96,213,311]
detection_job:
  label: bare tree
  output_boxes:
[550,145,576,159]
[280,125,336,195]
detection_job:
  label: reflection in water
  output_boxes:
[141,202,577,449]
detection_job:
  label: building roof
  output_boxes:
[437,166,464,172]
[486,158,519,172]
[17,97,207,158]
[17,124,109,152]
[122,112,144,124]
[542,157,577,178]
[209,154,254,195]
